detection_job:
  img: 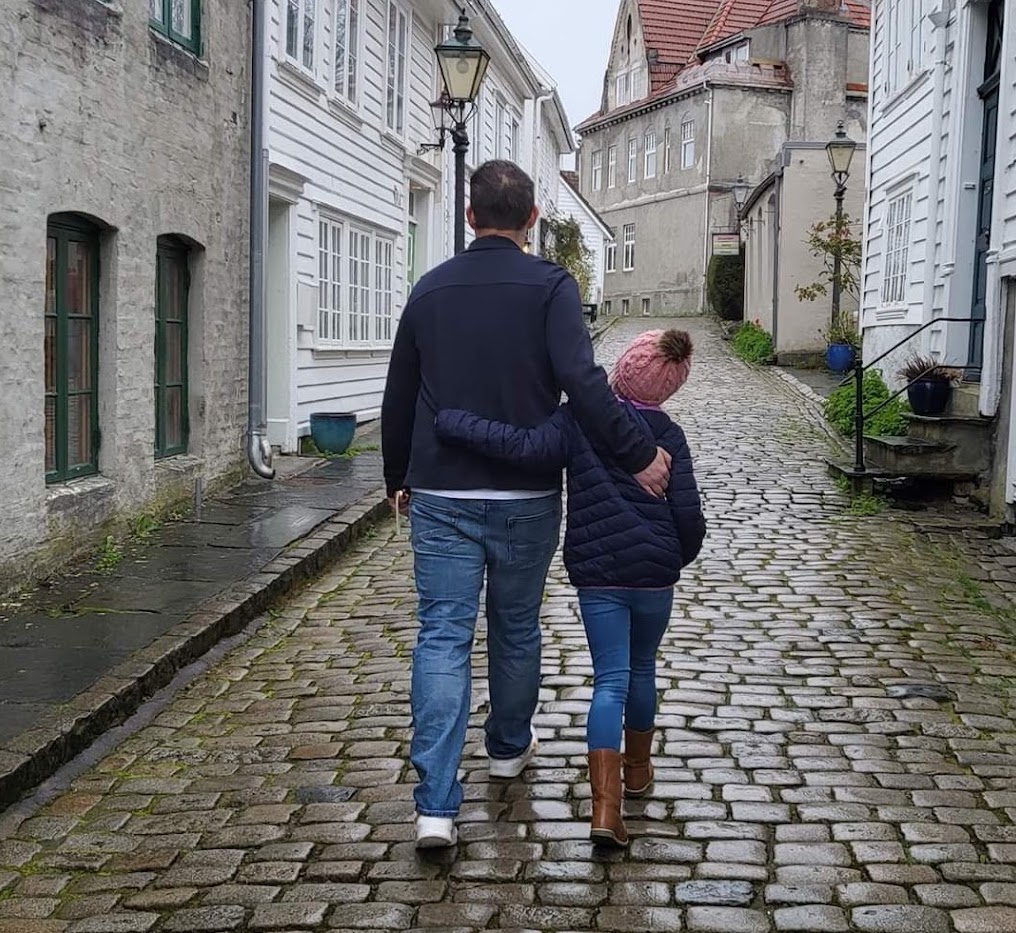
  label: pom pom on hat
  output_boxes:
[611,329,693,406]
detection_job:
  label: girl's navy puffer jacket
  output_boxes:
[436,401,706,589]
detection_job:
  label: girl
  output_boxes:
[436,328,706,846]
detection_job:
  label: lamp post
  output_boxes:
[825,121,857,331]
[434,11,490,254]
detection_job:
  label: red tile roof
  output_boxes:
[640,0,724,92]
[700,0,871,53]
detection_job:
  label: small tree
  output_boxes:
[794,212,863,329]
[544,214,596,302]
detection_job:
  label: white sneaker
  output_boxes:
[415,815,457,849]
[489,725,539,780]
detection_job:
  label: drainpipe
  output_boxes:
[533,89,555,237]
[700,83,714,310]
[923,3,950,347]
[772,168,783,352]
[248,0,275,479]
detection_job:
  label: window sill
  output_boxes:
[871,305,911,325]
[154,453,203,475]
[327,97,365,130]
[878,69,931,118]
[90,0,123,16]
[46,474,115,513]
[313,344,394,357]
[381,132,408,156]
[277,59,326,105]
[149,29,209,76]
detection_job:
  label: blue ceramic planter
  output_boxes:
[309,413,357,456]
[826,343,856,373]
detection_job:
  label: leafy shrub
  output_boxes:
[731,321,773,364]
[707,249,745,321]
[824,369,909,437]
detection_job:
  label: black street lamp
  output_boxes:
[825,121,857,330]
[433,11,490,254]
[732,174,750,232]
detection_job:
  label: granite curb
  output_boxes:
[0,488,390,808]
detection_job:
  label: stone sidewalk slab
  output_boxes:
[0,445,388,808]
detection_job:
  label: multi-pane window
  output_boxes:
[644,132,657,179]
[318,218,344,342]
[385,1,409,135]
[881,191,912,306]
[605,230,617,274]
[681,120,695,169]
[616,71,629,107]
[319,218,397,346]
[604,300,612,315]
[607,146,617,188]
[627,139,637,183]
[664,128,672,172]
[150,0,201,54]
[45,216,100,484]
[374,237,395,343]
[349,229,371,342]
[884,0,924,96]
[286,0,316,71]
[508,112,520,161]
[622,223,636,271]
[155,240,189,459]
[591,150,603,191]
[621,298,630,316]
[495,99,506,157]
[334,0,360,104]
[642,297,651,316]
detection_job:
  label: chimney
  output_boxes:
[798,0,842,13]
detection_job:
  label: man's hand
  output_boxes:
[389,490,411,515]
[634,447,672,497]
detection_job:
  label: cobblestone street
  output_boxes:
[5,317,1016,932]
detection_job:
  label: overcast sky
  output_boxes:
[489,0,618,130]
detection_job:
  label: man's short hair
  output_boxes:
[470,160,535,231]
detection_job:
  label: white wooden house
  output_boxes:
[559,170,612,306]
[263,0,573,452]
[860,0,1014,514]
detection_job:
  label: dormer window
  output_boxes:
[723,41,750,64]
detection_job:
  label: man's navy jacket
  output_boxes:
[381,235,657,498]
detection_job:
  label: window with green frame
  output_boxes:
[149,0,201,54]
[46,216,101,484]
[155,239,190,458]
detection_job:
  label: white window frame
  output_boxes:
[603,299,612,315]
[627,138,637,184]
[681,120,695,169]
[495,98,507,158]
[508,110,521,161]
[285,0,317,73]
[318,217,344,343]
[591,150,603,191]
[333,0,360,106]
[881,190,913,307]
[644,131,657,179]
[641,297,651,316]
[621,298,630,316]
[616,71,629,107]
[385,1,410,136]
[605,229,617,273]
[664,128,672,173]
[318,216,400,349]
[622,223,636,271]
[607,146,617,189]
[468,92,484,166]
[884,0,924,97]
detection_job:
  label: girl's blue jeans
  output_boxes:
[578,587,674,751]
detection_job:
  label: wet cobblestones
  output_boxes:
[2,318,1016,931]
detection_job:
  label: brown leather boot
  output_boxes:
[588,749,629,847]
[623,728,655,798]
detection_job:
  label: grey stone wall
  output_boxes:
[0,0,251,588]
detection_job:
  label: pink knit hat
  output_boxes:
[611,329,693,406]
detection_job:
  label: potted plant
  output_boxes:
[309,412,357,456]
[896,356,961,416]
[823,320,860,373]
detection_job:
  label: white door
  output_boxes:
[266,199,294,450]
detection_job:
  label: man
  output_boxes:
[381,160,671,849]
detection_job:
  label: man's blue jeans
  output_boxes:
[578,587,674,751]
[409,493,561,817]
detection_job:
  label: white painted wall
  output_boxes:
[265,0,573,450]
[558,178,609,303]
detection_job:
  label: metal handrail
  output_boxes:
[839,317,980,475]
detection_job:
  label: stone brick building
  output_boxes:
[576,0,870,318]
[0,0,251,588]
